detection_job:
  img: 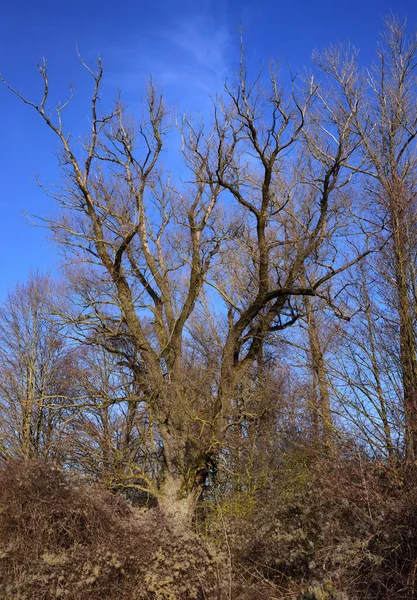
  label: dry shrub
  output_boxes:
[205,447,417,599]
[0,460,226,600]
[5,455,417,599]
[352,468,417,599]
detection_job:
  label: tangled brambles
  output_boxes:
[0,460,226,599]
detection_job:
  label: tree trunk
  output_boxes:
[21,366,36,459]
[390,187,417,464]
[157,423,206,530]
[158,474,201,530]
[304,295,332,448]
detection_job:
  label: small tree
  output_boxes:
[0,273,76,461]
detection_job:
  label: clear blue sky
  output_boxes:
[0,0,416,301]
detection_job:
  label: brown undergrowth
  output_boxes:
[203,450,417,599]
[0,460,225,599]
[2,457,417,599]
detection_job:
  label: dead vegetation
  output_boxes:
[0,460,226,600]
[2,456,417,599]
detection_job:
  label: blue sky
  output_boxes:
[0,0,416,301]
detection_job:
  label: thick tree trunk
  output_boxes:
[157,422,206,530]
[158,474,201,529]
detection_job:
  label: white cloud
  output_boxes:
[102,9,235,111]
[166,16,232,89]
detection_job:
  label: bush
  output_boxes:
[203,450,417,599]
[0,460,225,599]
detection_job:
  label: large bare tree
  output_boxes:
[2,50,370,526]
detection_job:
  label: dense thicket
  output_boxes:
[2,454,417,599]
[1,14,417,599]
[0,460,226,599]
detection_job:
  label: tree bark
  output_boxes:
[391,188,417,463]
[304,295,332,448]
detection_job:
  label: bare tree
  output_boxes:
[1,49,370,527]
[0,273,77,461]
[303,294,333,447]
[314,16,417,463]
[65,343,162,499]
[328,261,401,460]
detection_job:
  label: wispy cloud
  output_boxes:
[103,7,235,112]
[165,16,232,91]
